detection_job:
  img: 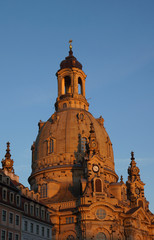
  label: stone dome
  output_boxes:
[31,108,117,183]
[29,47,118,197]
[59,49,82,70]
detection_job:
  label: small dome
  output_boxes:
[60,49,82,70]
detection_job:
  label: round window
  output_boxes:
[96,208,106,220]
[96,232,106,240]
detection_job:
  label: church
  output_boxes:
[28,42,154,240]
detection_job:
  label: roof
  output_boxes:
[42,182,80,204]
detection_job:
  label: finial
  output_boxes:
[120,175,123,182]
[69,39,72,50]
[5,142,11,159]
[69,40,73,56]
[131,151,135,161]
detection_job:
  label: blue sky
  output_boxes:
[0,1,154,212]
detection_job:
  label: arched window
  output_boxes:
[78,77,82,94]
[67,235,75,240]
[40,184,48,198]
[95,179,102,192]
[81,137,87,152]
[47,139,54,154]
[65,76,71,94]
[96,232,106,240]
[138,200,143,208]
[63,103,67,109]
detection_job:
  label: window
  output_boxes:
[50,139,54,153]
[66,217,74,224]
[40,184,47,198]
[42,226,44,236]
[30,223,34,233]
[46,212,50,222]
[9,213,14,224]
[16,195,20,206]
[67,235,75,240]
[81,137,87,152]
[47,139,54,154]
[36,206,39,217]
[15,215,20,226]
[15,234,19,240]
[2,188,7,201]
[6,177,10,185]
[8,232,13,240]
[0,174,2,182]
[47,228,50,238]
[78,77,82,94]
[36,225,39,235]
[138,200,143,208]
[24,203,28,214]
[63,103,67,108]
[30,204,34,216]
[96,208,106,220]
[41,209,45,220]
[96,232,106,240]
[10,192,14,203]
[24,221,28,231]
[1,230,6,240]
[95,179,102,192]
[64,76,71,94]
[2,210,7,222]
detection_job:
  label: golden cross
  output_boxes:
[69,39,72,50]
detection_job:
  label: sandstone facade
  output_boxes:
[28,44,154,240]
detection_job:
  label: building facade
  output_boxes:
[0,143,52,240]
[4,43,153,239]
[28,44,154,240]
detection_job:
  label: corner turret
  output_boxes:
[1,142,19,182]
[126,152,149,210]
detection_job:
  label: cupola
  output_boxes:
[55,40,89,111]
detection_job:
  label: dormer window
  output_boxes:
[41,208,45,220]
[36,205,40,217]
[16,195,20,206]
[10,192,14,203]
[24,203,28,214]
[2,188,7,201]
[30,203,34,216]
[47,139,54,154]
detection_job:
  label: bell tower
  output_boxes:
[55,40,89,111]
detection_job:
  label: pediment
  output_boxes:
[126,207,150,224]
[89,154,104,165]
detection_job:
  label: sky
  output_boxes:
[0,1,154,212]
